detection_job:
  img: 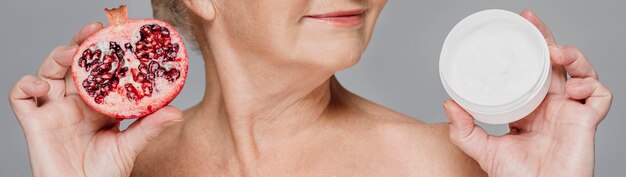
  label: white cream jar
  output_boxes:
[439,9,551,124]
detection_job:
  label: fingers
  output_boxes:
[545,64,568,96]
[566,78,596,100]
[520,10,556,44]
[37,45,77,80]
[119,106,184,156]
[549,45,598,79]
[9,75,50,114]
[36,22,103,81]
[444,100,491,161]
[566,78,613,118]
[520,10,570,96]
[71,22,104,46]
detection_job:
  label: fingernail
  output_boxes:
[443,101,452,118]
[444,101,457,126]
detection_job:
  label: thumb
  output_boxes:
[119,106,183,156]
[444,100,491,162]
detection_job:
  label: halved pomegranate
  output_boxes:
[71,5,188,119]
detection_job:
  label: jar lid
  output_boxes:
[439,9,551,124]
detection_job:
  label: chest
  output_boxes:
[131,144,430,177]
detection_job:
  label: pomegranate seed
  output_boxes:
[101,82,111,92]
[164,69,180,83]
[92,50,102,60]
[125,83,143,101]
[94,94,104,104]
[125,43,133,51]
[82,49,92,59]
[155,68,165,77]
[101,72,113,79]
[78,58,87,68]
[142,83,153,96]
[103,55,114,64]
[156,48,163,55]
[152,25,161,31]
[171,44,179,52]
[117,67,128,78]
[100,63,112,72]
[167,52,176,60]
[135,73,145,83]
[136,42,145,50]
[148,61,159,72]
[147,73,155,81]
[82,80,90,87]
[90,67,102,76]
[110,79,119,89]
[138,63,148,74]
[170,69,180,78]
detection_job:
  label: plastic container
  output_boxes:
[439,9,551,124]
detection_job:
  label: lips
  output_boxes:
[305,9,365,27]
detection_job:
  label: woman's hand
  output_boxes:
[8,22,184,177]
[444,10,613,177]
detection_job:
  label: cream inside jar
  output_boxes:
[439,9,551,124]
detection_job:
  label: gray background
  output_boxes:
[1,0,624,176]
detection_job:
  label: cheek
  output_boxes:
[219,1,304,58]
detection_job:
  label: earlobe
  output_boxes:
[182,0,216,21]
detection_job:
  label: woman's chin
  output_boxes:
[303,40,366,70]
[300,50,363,73]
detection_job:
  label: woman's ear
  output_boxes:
[182,0,216,21]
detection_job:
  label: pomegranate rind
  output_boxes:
[105,5,129,26]
[71,19,188,119]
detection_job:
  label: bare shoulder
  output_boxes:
[131,106,195,177]
[405,123,487,176]
[348,95,486,176]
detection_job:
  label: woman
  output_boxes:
[8,0,612,176]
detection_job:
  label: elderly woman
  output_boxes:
[9,0,612,176]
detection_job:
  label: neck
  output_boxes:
[185,26,344,172]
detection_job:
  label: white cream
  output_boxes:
[439,9,551,124]
[447,21,543,106]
